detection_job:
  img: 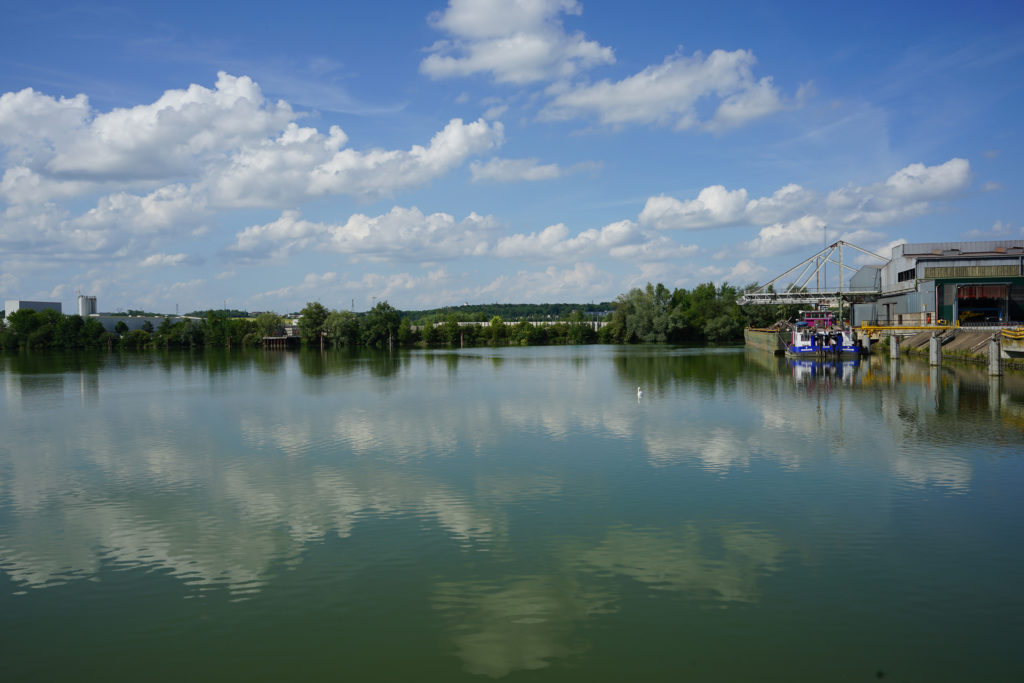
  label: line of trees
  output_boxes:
[296,301,600,348]
[0,309,270,350]
[602,281,796,344]
[1,309,112,350]
[1,282,797,352]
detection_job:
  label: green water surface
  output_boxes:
[1,346,1022,681]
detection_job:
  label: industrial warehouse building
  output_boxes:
[3,300,62,316]
[852,240,1024,326]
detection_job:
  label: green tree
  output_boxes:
[324,310,361,347]
[82,318,107,348]
[27,309,60,348]
[362,301,400,349]
[170,320,205,348]
[397,318,417,347]
[441,314,460,346]
[509,320,532,345]
[526,323,549,345]
[254,311,285,339]
[566,311,596,345]
[421,320,440,346]
[6,309,40,342]
[608,285,666,343]
[55,314,85,348]
[204,310,229,348]
[154,317,174,348]
[114,320,129,336]
[123,329,152,349]
[488,316,507,345]
[298,302,329,347]
[228,318,254,347]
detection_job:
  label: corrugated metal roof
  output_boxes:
[900,240,1024,256]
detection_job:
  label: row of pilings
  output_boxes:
[888,331,1003,376]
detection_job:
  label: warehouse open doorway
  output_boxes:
[956,284,1008,324]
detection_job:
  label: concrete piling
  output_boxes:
[889,334,900,360]
[929,333,942,366]
[989,337,1003,376]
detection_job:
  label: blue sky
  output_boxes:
[1,0,1022,313]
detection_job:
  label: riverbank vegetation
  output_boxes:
[1,282,797,351]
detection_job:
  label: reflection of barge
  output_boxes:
[789,358,860,383]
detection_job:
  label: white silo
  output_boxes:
[78,294,97,316]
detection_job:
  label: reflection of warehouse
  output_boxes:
[853,241,1024,326]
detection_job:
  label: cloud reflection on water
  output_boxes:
[432,521,785,677]
[0,347,1017,659]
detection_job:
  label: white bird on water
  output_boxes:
[637,386,643,401]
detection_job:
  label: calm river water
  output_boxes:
[1,346,1022,681]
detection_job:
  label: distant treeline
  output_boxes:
[1,283,798,351]
[403,302,613,325]
[280,302,603,348]
[0,308,269,350]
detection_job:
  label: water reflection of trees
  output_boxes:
[2,349,108,375]
[297,348,406,378]
[613,348,753,395]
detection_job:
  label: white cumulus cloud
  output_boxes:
[0,73,292,188]
[470,157,597,183]
[643,159,970,239]
[470,157,562,182]
[212,117,503,205]
[72,184,206,235]
[540,49,784,130]
[640,185,749,230]
[640,183,813,230]
[231,206,502,262]
[480,262,611,301]
[826,158,971,225]
[140,253,197,268]
[494,219,696,261]
[742,215,827,257]
[0,75,504,268]
[421,0,614,84]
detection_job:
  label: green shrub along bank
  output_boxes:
[1,282,795,351]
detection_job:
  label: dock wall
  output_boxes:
[889,329,1024,370]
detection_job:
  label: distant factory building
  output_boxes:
[78,294,97,316]
[852,240,1024,326]
[4,300,62,316]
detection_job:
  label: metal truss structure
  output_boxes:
[738,241,889,306]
